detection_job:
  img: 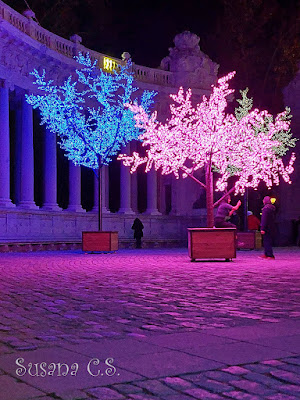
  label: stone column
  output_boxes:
[0,81,14,207]
[146,169,160,215]
[42,129,61,210]
[129,141,138,212]
[119,144,134,214]
[14,104,21,205]
[131,170,138,213]
[17,93,38,209]
[66,162,84,212]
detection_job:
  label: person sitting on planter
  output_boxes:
[132,218,144,249]
[215,195,242,228]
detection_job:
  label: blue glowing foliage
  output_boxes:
[26,53,156,170]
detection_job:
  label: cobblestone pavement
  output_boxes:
[0,248,299,399]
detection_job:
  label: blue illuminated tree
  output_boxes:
[26,53,156,230]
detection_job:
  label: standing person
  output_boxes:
[260,196,276,259]
[215,195,242,228]
[131,218,144,249]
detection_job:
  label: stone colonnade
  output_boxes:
[0,82,161,215]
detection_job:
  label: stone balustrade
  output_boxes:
[0,0,173,86]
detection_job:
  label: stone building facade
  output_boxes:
[0,1,219,247]
[281,66,300,244]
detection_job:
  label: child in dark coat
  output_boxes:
[132,218,144,249]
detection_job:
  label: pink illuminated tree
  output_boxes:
[118,72,296,227]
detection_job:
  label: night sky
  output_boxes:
[5,0,300,110]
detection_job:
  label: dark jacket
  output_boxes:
[261,204,276,233]
[132,218,144,239]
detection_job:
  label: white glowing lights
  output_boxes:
[118,72,296,195]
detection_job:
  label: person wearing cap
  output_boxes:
[260,196,276,259]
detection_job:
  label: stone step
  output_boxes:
[0,239,186,252]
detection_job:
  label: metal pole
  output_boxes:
[98,166,102,231]
[243,187,248,231]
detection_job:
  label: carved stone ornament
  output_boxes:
[121,52,131,62]
[160,31,219,90]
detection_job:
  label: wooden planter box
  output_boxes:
[82,231,118,252]
[188,228,236,261]
[237,231,262,250]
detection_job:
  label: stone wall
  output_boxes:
[279,65,300,244]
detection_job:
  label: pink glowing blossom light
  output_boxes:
[118,71,296,226]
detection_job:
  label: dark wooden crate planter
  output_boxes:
[237,231,262,250]
[82,231,118,252]
[188,228,236,261]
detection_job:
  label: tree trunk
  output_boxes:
[205,165,214,227]
[98,166,102,231]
